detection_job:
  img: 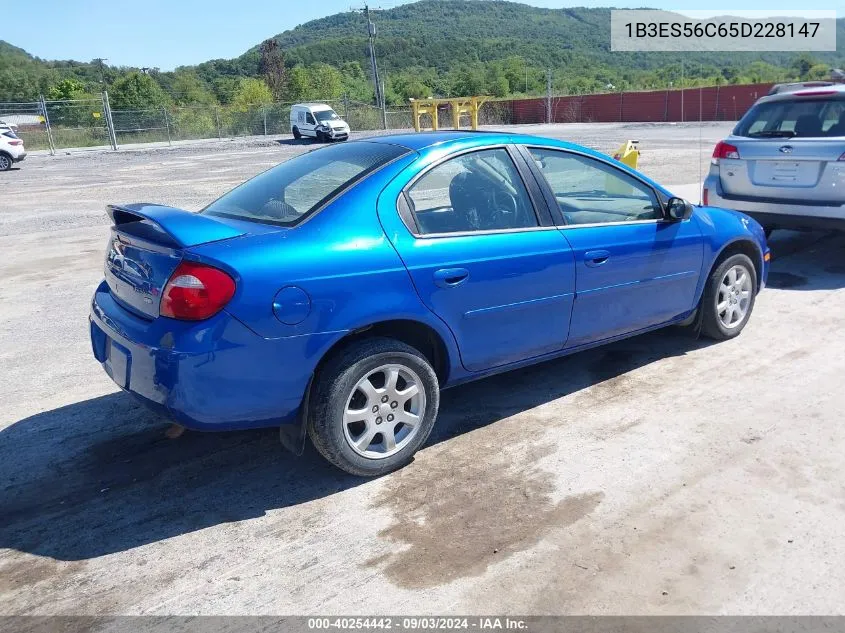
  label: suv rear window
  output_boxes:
[734,97,845,138]
[202,142,408,226]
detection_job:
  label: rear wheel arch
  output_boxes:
[313,318,451,386]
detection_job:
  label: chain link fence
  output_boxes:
[1,84,768,153]
[0,93,420,153]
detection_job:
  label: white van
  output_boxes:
[290,103,350,142]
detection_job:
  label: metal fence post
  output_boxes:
[380,81,388,130]
[263,105,267,135]
[162,107,172,145]
[343,93,350,120]
[102,91,118,150]
[215,107,222,139]
[38,94,56,155]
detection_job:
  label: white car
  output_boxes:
[290,103,350,142]
[0,127,25,171]
[703,83,845,234]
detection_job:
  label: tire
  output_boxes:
[316,130,327,143]
[307,337,440,477]
[701,253,758,340]
[292,126,301,140]
[0,153,11,171]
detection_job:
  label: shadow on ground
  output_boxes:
[1,329,707,562]
[766,230,845,291]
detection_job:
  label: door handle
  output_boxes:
[433,267,469,288]
[584,250,610,267]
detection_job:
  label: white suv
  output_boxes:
[703,83,845,234]
[0,126,26,171]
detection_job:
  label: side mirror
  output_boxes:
[666,197,694,221]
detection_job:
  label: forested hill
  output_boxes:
[2,0,844,107]
[247,1,845,71]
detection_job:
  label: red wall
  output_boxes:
[507,83,772,124]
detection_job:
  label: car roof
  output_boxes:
[293,103,333,110]
[758,83,845,103]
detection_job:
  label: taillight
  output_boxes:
[160,261,235,321]
[8,139,22,146]
[711,141,740,165]
[702,188,709,206]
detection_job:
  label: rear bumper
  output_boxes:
[12,152,25,162]
[89,280,335,431]
[704,174,845,231]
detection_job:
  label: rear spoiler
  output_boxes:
[107,203,245,248]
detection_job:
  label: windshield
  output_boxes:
[202,142,407,226]
[734,97,845,138]
[315,109,341,122]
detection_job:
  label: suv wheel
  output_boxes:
[701,253,757,340]
[308,337,440,476]
[0,153,11,171]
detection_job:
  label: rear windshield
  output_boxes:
[734,97,845,138]
[202,142,407,226]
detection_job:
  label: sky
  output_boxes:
[2,0,840,71]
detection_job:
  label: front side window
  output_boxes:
[528,148,662,226]
[203,142,407,226]
[406,148,537,235]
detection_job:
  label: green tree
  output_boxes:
[47,78,88,101]
[309,63,343,99]
[284,65,311,101]
[231,77,273,109]
[109,72,170,109]
[169,72,217,106]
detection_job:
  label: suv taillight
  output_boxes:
[712,141,740,165]
[8,139,22,146]
[160,261,235,320]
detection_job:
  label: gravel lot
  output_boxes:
[2,122,845,615]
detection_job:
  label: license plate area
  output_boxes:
[105,338,131,389]
[752,160,820,187]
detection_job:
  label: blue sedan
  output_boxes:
[89,132,769,475]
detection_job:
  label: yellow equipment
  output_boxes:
[410,96,488,132]
[612,139,640,169]
[608,140,641,196]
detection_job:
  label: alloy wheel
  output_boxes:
[716,264,752,329]
[342,363,426,459]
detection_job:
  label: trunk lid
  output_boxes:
[104,204,250,319]
[719,138,845,201]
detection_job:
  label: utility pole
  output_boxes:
[93,58,108,86]
[361,5,384,117]
[545,68,552,124]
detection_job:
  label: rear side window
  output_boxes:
[203,142,407,226]
[734,97,845,138]
[2,130,18,139]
